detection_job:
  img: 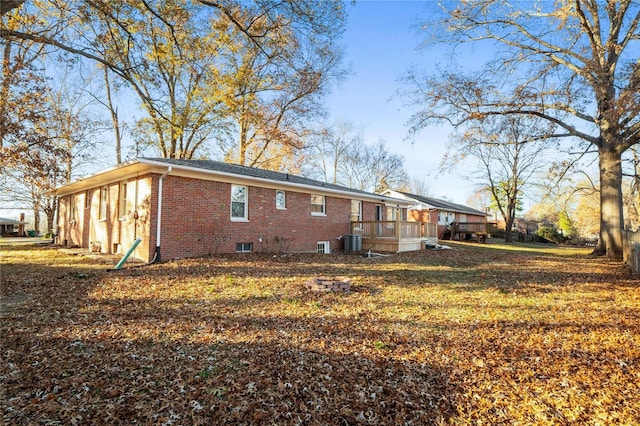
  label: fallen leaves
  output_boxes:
[1,242,639,424]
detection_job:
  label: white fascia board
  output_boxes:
[408,203,428,210]
[50,160,148,196]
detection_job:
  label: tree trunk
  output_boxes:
[504,222,513,242]
[0,41,12,148]
[597,147,624,260]
[504,206,516,243]
[46,204,55,234]
[238,113,248,166]
[103,67,122,164]
[31,201,40,235]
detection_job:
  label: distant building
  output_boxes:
[0,214,27,236]
[382,190,488,238]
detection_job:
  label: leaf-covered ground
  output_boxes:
[2,242,639,425]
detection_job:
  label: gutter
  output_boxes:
[152,166,172,263]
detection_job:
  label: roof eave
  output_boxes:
[137,158,412,206]
[52,158,413,206]
[50,160,169,196]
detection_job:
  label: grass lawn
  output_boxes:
[1,242,639,424]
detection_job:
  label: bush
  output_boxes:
[536,226,565,243]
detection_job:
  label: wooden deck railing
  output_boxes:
[446,222,491,241]
[453,222,489,233]
[350,221,438,240]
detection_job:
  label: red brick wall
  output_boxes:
[362,201,382,222]
[58,173,387,261]
[156,175,377,259]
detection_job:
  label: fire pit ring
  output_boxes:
[305,277,351,293]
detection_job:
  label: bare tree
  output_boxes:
[407,176,432,197]
[304,121,363,184]
[445,115,554,242]
[102,66,123,164]
[340,139,408,193]
[405,0,640,259]
[303,122,408,192]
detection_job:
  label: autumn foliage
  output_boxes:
[2,242,639,424]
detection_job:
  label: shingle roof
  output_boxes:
[396,191,486,216]
[140,157,391,199]
[0,217,27,225]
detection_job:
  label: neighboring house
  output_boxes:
[513,217,541,235]
[52,158,413,262]
[382,190,488,238]
[0,216,27,236]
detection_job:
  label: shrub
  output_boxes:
[536,225,565,243]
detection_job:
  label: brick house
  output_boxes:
[52,158,413,262]
[382,190,488,238]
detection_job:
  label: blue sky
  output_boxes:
[325,0,474,203]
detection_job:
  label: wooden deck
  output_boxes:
[448,222,491,242]
[350,221,438,252]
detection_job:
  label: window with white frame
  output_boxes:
[311,194,325,215]
[438,211,454,225]
[231,185,248,220]
[350,200,362,222]
[386,206,396,220]
[99,186,108,220]
[317,241,330,254]
[236,242,253,252]
[119,181,128,220]
[275,190,286,210]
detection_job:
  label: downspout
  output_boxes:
[152,166,172,263]
[53,195,60,242]
[133,175,139,239]
[395,205,401,242]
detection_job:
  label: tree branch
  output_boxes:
[0,0,24,16]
